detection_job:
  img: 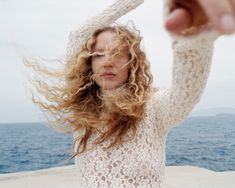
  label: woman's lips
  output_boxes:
[102,73,116,78]
[102,72,116,78]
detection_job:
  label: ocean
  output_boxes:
[0,114,235,174]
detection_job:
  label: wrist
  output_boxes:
[179,22,213,36]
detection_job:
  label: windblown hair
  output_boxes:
[23,23,155,162]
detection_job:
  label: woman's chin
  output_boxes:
[100,84,124,91]
[101,86,117,91]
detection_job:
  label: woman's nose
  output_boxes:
[103,55,114,67]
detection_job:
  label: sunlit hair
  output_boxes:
[23,23,156,162]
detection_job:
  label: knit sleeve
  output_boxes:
[66,0,144,61]
[152,30,220,136]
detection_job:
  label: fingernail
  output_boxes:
[220,14,235,34]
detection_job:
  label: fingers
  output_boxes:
[165,8,192,33]
[198,0,235,34]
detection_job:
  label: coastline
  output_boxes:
[0,165,234,188]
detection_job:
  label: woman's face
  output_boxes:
[91,30,130,90]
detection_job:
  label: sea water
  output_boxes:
[0,114,234,174]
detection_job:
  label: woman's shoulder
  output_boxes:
[144,86,171,115]
[144,87,161,110]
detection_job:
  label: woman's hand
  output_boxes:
[165,0,235,35]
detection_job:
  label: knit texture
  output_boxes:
[68,0,219,187]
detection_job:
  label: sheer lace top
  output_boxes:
[68,0,219,187]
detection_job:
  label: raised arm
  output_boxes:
[152,30,220,136]
[66,0,144,61]
[149,0,222,136]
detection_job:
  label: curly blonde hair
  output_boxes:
[23,24,155,162]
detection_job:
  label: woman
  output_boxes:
[24,0,230,187]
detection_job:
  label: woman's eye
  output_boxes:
[93,52,104,58]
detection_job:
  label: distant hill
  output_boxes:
[190,107,235,117]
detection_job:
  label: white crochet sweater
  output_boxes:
[68,0,219,187]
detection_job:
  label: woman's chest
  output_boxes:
[75,119,166,177]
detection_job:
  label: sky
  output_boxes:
[0,0,235,123]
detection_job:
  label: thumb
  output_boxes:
[165,8,193,33]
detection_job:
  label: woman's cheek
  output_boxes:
[91,60,99,72]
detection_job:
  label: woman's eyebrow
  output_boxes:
[93,48,105,52]
[94,44,116,52]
